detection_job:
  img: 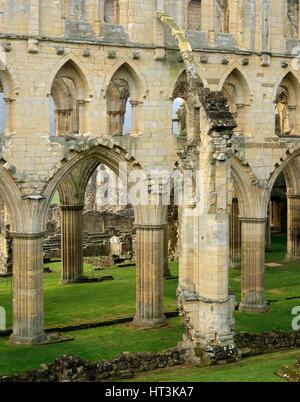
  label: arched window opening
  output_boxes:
[107,78,131,136]
[172,70,201,140]
[187,0,202,31]
[286,0,299,38]
[216,0,229,33]
[50,60,88,136]
[123,98,132,135]
[275,73,300,137]
[104,0,120,24]
[275,86,290,136]
[49,95,56,136]
[221,69,251,135]
[172,97,186,137]
[106,64,143,136]
[266,172,288,255]
[51,77,78,136]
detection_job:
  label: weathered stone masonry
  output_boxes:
[0,0,300,362]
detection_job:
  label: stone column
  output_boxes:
[163,224,171,277]
[239,217,268,312]
[178,205,195,290]
[287,195,300,260]
[134,223,167,328]
[229,198,241,268]
[61,205,84,284]
[10,232,46,345]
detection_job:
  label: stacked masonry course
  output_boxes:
[0,0,299,362]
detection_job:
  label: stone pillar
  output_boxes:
[10,232,46,345]
[61,205,84,284]
[229,198,241,268]
[134,224,167,328]
[239,218,268,312]
[163,224,171,277]
[178,205,195,290]
[287,195,300,260]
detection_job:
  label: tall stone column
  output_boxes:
[287,195,300,260]
[239,218,268,312]
[61,205,84,284]
[10,232,46,345]
[229,198,241,268]
[134,223,167,328]
[163,224,171,277]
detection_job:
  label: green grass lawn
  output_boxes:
[0,235,300,379]
[125,349,300,382]
[0,261,179,330]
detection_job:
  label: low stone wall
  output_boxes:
[1,331,300,382]
[0,349,187,383]
[235,331,300,357]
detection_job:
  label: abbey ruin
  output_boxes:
[0,0,299,363]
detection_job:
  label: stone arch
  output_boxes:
[105,62,145,136]
[46,54,94,98]
[0,164,24,232]
[169,68,207,99]
[40,142,145,228]
[104,60,146,100]
[49,59,91,135]
[22,142,168,340]
[231,157,265,218]
[218,67,252,135]
[273,71,300,136]
[266,148,300,213]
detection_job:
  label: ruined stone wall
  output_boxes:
[0,2,298,198]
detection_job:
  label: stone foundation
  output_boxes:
[0,349,187,382]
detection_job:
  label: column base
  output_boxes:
[285,254,300,262]
[239,302,268,313]
[179,339,240,366]
[133,315,167,329]
[10,332,47,345]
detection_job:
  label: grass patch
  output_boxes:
[0,317,183,376]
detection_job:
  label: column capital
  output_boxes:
[10,231,46,239]
[60,204,84,211]
[239,217,267,224]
